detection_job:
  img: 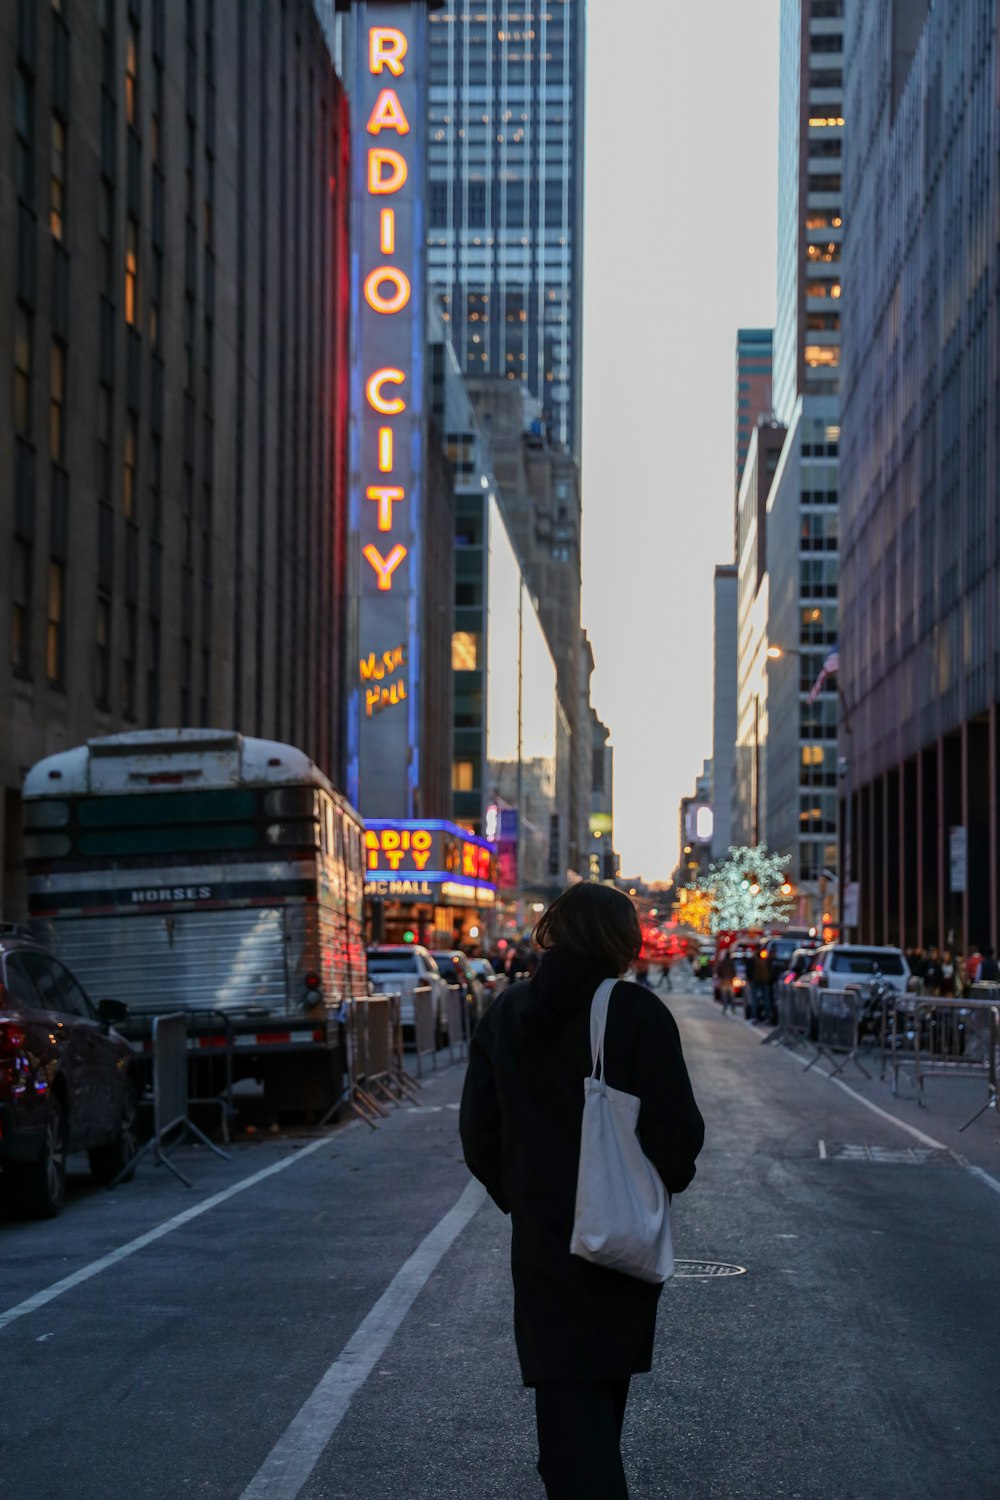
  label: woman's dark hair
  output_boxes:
[533,883,642,974]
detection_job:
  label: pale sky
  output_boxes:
[581,0,781,882]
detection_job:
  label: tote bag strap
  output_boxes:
[589,978,618,1080]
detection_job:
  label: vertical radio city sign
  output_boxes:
[348,4,427,818]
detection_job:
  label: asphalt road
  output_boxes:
[2,986,999,1500]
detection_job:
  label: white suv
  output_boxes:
[804,944,912,996]
[366,945,450,1039]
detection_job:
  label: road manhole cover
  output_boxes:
[673,1260,747,1278]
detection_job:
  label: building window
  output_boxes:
[451,631,479,670]
[184,294,195,389]
[98,385,113,497]
[122,604,137,719]
[126,22,139,127]
[15,69,34,204]
[181,636,192,722]
[123,412,138,519]
[805,345,840,369]
[147,618,160,726]
[452,760,476,793]
[14,306,32,437]
[46,561,65,684]
[125,218,140,326]
[50,117,66,241]
[10,541,32,675]
[99,179,115,296]
[95,596,111,707]
[50,342,66,463]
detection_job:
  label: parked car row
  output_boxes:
[2,926,495,1226]
[0,926,138,1219]
[365,944,495,1047]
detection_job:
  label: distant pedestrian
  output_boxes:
[966,947,982,988]
[922,947,945,996]
[658,956,673,992]
[716,950,737,1014]
[749,948,773,1023]
[460,882,704,1500]
[941,950,956,997]
[979,947,1000,982]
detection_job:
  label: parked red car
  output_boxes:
[0,927,138,1218]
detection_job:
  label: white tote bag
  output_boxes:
[569,978,674,1285]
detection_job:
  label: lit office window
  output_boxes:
[126,23,139,127]
[452,631,479,670]
[125,218,140,326]
[50,118,66,240]
[452,761,476,794]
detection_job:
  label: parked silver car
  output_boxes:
[366,945,450,1042]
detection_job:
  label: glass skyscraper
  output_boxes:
[426,2,586,456]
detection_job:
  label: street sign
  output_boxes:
[949,826,967,893]
[843,882,859,928]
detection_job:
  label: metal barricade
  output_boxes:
[117,1013,230,1187]
[960,1005,1000,1130]
[186,1007,237,1143]
[447,983,468,1064]
[909,999,997,1127]
[411,984,437,1078]
[341,994,422,1127]
[780,984,815,1055]
[882,994,919,1089]
[805,989,871,1079]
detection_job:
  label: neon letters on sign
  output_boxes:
[361,17,414,592]
[349,4,425,817]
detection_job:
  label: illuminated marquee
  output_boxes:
[364,819,498,907]
[348,5,427,816]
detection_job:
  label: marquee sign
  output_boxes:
[348,4,427,817]
[364,819,498,907]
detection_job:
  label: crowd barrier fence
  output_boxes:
[777,984,814,1055]
[805,988,873,1079]
[411,985,438,1078]
[902,999,998,1128]
[116,1012,231,1187]
[448,983,469,1065]
[338,993,422,1127]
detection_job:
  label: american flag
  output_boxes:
[807,649,840,704]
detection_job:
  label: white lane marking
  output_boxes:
[239,1178,486,1500]
[965,1165,1000,1198]
[823,1073,949,1151]
[0,1137,331,1335]
[789,1051,1000,1197]
[818,1139,827,1160]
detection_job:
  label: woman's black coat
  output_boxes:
[459,948,705,1386]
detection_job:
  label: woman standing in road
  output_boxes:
[460,884,705,1498]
